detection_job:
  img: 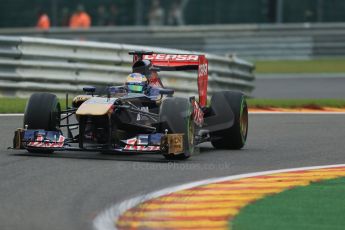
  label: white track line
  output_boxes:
[0,114,24,116]
[93,163,345,230]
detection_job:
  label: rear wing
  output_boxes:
[130,52,208,107]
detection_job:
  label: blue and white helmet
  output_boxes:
[125,73,148,93]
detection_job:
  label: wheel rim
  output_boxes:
[186,103,195,155]
[188,116,195,148]
[240,102,248,142]
[51,103,61,130]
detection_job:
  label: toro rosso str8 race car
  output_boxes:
[12,51,248,160]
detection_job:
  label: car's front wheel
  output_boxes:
[159,97,194,160]
[23,93,61,153]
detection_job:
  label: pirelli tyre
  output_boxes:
[23,93,61,153]
[159,97,194,160]
[210,91,248,150]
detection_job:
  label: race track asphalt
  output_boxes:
[253,76,345,98]
[1,114,345,230]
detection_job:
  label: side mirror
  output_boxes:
[108,86,127,94]
[159,88,174,96]
[83,86,96,95]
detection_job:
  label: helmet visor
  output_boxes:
[127,84,144,93]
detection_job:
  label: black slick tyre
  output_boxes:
[210,91,248,150]
[23,93,61,153]
[159,97,194,160]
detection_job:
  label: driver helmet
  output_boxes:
[125,73,148,93]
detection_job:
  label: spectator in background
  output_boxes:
[36,9,50,30]
[69,4,91,29]
[108,4,119,26]
[96,5,109,26]
[60,7,70,27]
[148,0,165,26]
[167,2,178,25]
[167,0,186,26]
[304,9,315,22]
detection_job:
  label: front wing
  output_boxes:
[13,129,184,155]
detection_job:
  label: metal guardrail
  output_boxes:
[0,36,255,98]
[1,23,345,59]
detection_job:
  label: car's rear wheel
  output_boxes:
[210,91,248,149]
[23,93,61,153]
[159,97,194,160]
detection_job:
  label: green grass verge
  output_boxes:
[0,98,71,113]
[247,98,345,108]
[232,177,345,230]
[1,98,345,113]
[255,59,345,73]
[0,98,27,113]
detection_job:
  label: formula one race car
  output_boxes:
[12,51,248,160]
